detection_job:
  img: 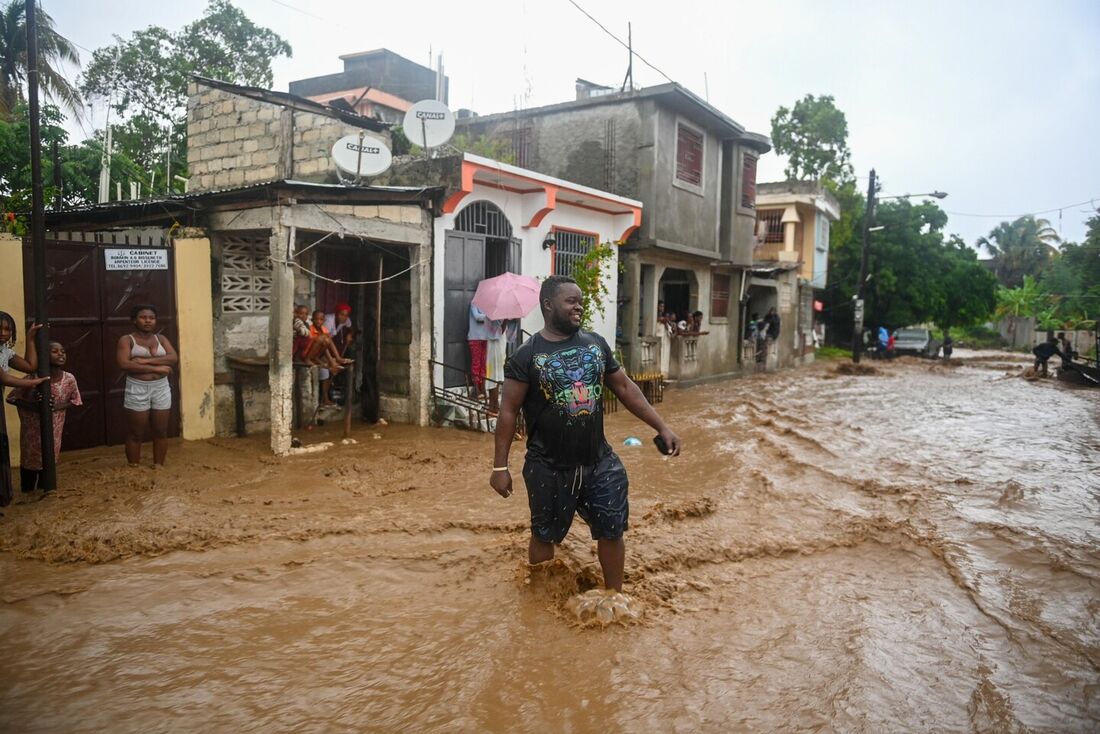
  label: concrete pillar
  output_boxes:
[268,206,295,454]
[780,205,801,263]
[0,234,26,466]
[408,208,432,426]
[172,234,216,440]
[620,252,641,371]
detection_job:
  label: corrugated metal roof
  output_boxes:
[43,180,445,229]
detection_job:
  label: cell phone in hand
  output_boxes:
[653,435,670,455]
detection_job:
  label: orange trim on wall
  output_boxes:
[442,162,478,214]
[526,185,558,228]
[618,209,643,243]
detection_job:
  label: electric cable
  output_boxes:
[563,0,676,85]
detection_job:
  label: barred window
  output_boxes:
[757,209,785,243]
[553,228,596,277]
[219,234,271,313]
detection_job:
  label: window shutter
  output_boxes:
[710,273,731,319]
[741,154,758,209]
[675,124,703,186]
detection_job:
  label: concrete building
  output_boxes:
[289,49,448,124]
[456,80,771,383]
[376,152,641,400]
[749,180,841,368]
[7,78,443,458]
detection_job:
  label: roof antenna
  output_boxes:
[620,22,633,92]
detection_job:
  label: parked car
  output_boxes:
[893,327,941,358]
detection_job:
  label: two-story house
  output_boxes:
[456,80,771,383]
[750,180,840,367]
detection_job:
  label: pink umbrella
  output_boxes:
[471,272,541,320]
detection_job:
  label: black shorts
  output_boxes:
[521,452,629,543]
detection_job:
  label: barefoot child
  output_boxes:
[0,312,49,505]
[292,305,312,363]
[307,309,348,375]
[7,341,81,493]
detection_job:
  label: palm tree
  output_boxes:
[0,0,82,121]
[977,215,1060,288]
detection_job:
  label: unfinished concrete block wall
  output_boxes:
[186,82,391,192]
[459,103,646,201]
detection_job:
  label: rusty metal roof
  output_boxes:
[43,180,445,230]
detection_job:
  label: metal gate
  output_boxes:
[22,239,180,450]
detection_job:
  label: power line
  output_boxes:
[563,0,676,85]
[943,197,1098,219]
[267,0,325,20]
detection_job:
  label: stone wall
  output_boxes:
[186,81,391,192]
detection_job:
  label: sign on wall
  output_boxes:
[104,248,169,271]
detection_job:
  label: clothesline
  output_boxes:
[268,255,427,285]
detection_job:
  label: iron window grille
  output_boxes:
[757,209,785,244]
[553,228,597,277]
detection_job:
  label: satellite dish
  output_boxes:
[402,99,456,148]
[331,133,392,178]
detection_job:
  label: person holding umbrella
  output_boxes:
[471,272,542,404]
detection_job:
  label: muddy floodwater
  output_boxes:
[1,351,1098,732]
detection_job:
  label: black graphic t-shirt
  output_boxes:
[504,330,621,468]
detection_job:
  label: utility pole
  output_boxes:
[25,0,56,490]
[51,138,61,210]
[851,168,877,364]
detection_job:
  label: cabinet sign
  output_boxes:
[104,248,169,271]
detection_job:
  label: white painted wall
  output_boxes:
[432,185,625,383]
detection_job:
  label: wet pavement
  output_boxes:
[1,350,1097,732]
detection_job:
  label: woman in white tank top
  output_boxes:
[116,304,178,467]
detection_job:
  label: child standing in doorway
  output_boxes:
[7,341,81,493]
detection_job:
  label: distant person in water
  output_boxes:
[1031,337,1065,378]
[490,275,682,592]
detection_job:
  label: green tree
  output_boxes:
[81,0,290,121]
[79,0,290,194]
[932,236,998,332]
[770,94,854,184]
[0,0,82,120]
[976,215,1060,288]
[0,102,105,214]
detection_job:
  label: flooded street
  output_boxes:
[1,351,1097,732]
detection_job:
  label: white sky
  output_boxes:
[45,0,1100,247]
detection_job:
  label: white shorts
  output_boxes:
[124,376,172,411]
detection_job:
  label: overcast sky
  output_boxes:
[46,0,1100,247]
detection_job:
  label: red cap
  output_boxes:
[335,303,352,314]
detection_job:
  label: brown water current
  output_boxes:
[1,350,1098,732]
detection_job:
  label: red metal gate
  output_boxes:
[22,240,180,450]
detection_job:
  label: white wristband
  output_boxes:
[492,466,509,472]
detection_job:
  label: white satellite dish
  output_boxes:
[331,133,392,178]
[402,99,456,148]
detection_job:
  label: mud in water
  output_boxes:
[1,349,1097,732]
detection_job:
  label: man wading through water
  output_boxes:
[490,275,682,591]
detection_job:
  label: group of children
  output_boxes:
[656,302,707,335]
[292,304,355,406]
[0,311,81,504]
